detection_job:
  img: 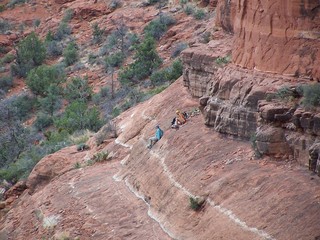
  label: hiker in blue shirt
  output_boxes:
[147,125,163,149]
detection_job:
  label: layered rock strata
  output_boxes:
[232,0,320,80]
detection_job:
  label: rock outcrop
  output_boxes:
[232,0,320,80]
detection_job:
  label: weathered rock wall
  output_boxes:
[181,32,233,98]
[232,0,320,80]
[182,40,319,165]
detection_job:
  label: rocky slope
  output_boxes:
[1,0,320,239]
[1,78,320,240]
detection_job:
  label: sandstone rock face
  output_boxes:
[27,146,87,192]
[181,31,232,98]
[215,0,235,33]
[231,0,320,80]
[256,126,291,156]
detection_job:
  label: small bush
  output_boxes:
[38,85,63,116]
[100,86,109,98]
[112,107,121,118]
[0,75,13,92]
[26,64,65,96]
[0,20,11,34]
[1,54,15,64]
[301,83,320,107]
[70,130,93,145]
[0,46,8,54]
[63,42,78,66]
[74,162,81,168]
[46,40,63,57]
[215,55,231,65]
[64,77,92,102]
[118,36,162,84]
[193,8,206,20]
[109,0,122,10]
[12,93,36,120]
[13,32,46,77]
[150,59,182,86]
[189,197,205,211]
[95,121,117,145]
[76,143,90,152]
[105,52,125,70]
[250,133,262,159]
[33,19,41,28]
[62,9,74,23]
[144,14,176,40]
[34,112,53,131]
[92,151,109,162]
[0,5,5,12]
[54,100,103,133]
[6,0,26,8]
[55,22,72,41]
[92,23,105,44]
[184,4,194,15]
[171,42,188,58]
[88,53,98,65]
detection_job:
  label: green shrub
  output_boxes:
[62,9,74,23]
[215,55,231,65]
[34,112,53,131]
[250,133,262,159]
[33,19,41,28]
[171,42,188,58]
[64,77,92,102]
[55,22,72,41]
[12,32,46,77]
[112,107,121,118]
[76,143,90,152]
[38,85,62,116]
[54,100,103,133]
[46,40,63,57]
[11,93,36,120]
[119,36,162,84]
[301,83,320,107]
[0,75,13,92]
[189,197,205,211]
[63,42,78,66]
[92,151,109,162]
[144,14,176,40]
[184,4,194,15]
[0,19,11,34]
[1,54,15,64]
[26,64,65,96]
[0,145,44,182]
[92,23,105,44]
[88,53,98,65]
[95,121,117,145]
[193,8,206,20]
[74,162,81,168]
[105,52,125,70]
[0,5,5,12]
[150,59,182,86]
[70,129,93,145]
[6,0,26,8]
[0,46,8,54]
[109,0,122,10]
[100,86,109,98]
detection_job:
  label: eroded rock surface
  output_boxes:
[232,0,320,80]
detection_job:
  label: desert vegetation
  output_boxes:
[0,0,192,185]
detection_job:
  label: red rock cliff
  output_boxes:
[230,0,320,80]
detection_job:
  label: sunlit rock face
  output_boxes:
[217,0,320,80]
